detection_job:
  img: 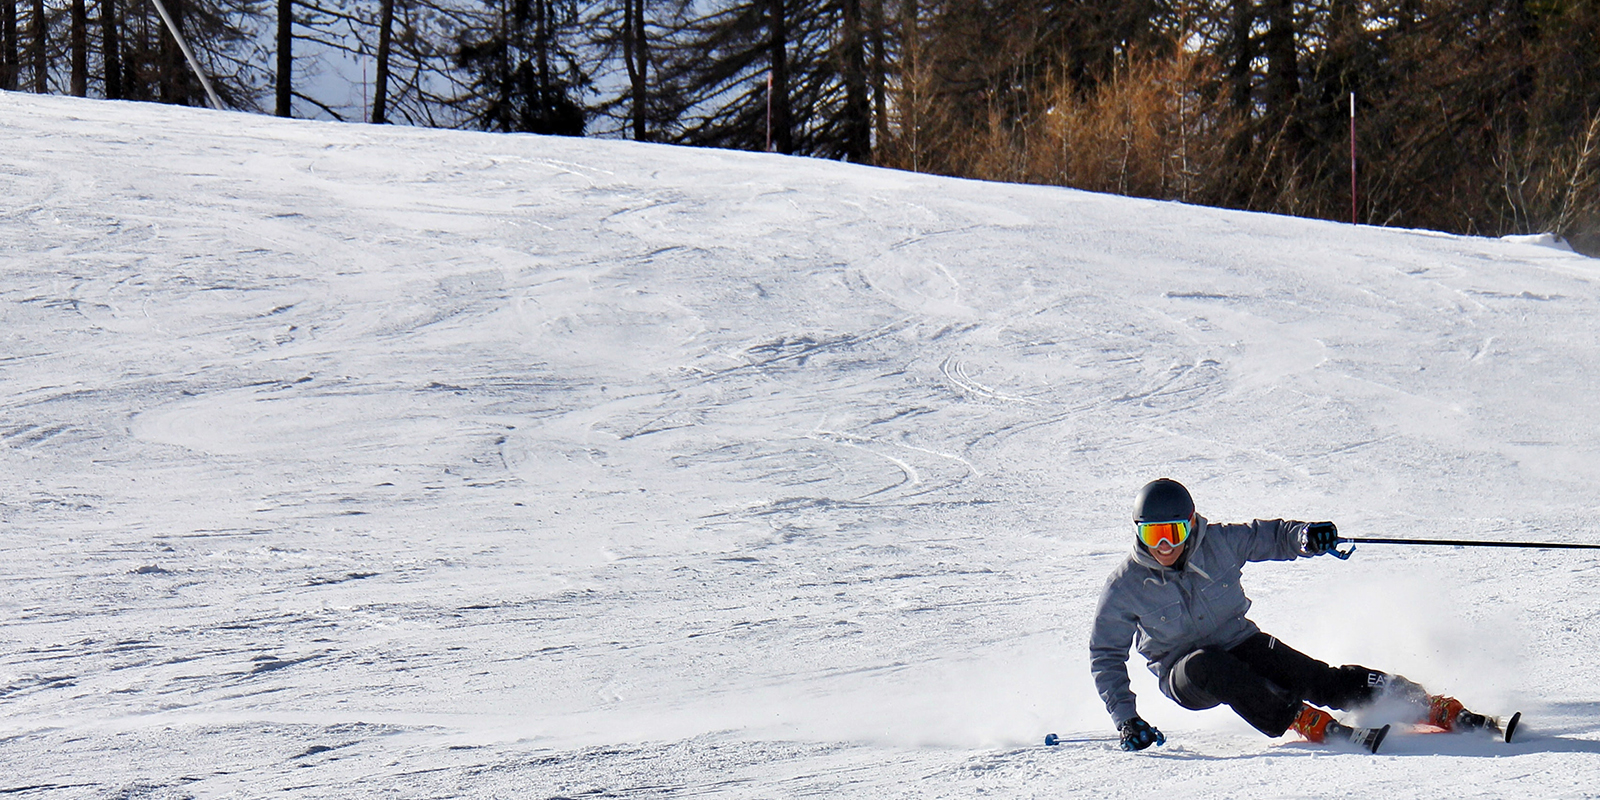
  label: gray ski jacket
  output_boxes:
[1089,515,1315,725]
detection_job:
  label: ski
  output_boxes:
[1504,711,1522,742]
[1355,723,1390,753]
[1408,710,1522,743]
[1484,711,1522,743]
[1327,721,1390,753]
[1446,710,1516,739]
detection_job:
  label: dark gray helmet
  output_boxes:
[1133,478,1194,523]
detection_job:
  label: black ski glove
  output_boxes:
[1118,716,1165,751]
[1303,521,1339,556]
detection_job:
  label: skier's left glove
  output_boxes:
[1302,521,1344,557]
[1118,717,1165,751]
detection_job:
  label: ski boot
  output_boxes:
[1431,697,1521,741]
[1289,703,1390,753]
[1426,694,1468,730]
[1389,677,1520,742]
[1290,703,1337,743]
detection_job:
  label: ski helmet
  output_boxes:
[1133,478,1194,523]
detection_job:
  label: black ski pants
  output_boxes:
[1162,632,1384,737]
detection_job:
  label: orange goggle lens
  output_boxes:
[1137,519,1191,550]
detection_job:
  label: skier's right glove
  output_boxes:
[1302,521,1340,556]
[1118,716,1165,751]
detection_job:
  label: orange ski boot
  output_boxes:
[1425,695,1467,730]
[1290,703,1337,743]
[1290,702,1391,752]
[1425,695,1494,732]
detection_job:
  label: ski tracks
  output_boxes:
[940,356,1040,406]
[805,425,980,502]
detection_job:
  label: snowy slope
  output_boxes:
[3,92,1599,798]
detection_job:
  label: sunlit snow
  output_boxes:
[4,92,1600,798]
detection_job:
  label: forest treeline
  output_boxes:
[3,0,1597,250]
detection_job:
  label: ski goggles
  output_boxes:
[1136,518,1192,550]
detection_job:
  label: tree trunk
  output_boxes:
[839,0,869,161]
[1504,0,1538,132]
[371,0,393,123]
[899,0,919,170]
[71,0,87,95]
[768,0,790,153]
[31,0,44,92]
[162,0,191,105]
[101,0,121,99]
[622,0,646,141]
[1226,0,1253,114]
[275,0,292,115]
[869,0,886,149]
[3,0,16,91]
[1261,0,1302,155]
[535,0,552,113]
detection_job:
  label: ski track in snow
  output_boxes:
[3,93,1600,797]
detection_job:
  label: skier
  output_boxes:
[1090,478,1494,751]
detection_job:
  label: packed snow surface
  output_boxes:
[4,92,1600,798]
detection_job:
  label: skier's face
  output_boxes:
[1151,540,1185,567]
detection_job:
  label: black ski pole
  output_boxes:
[1338,536,1600,550]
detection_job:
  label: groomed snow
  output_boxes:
[3,92,1599,798]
